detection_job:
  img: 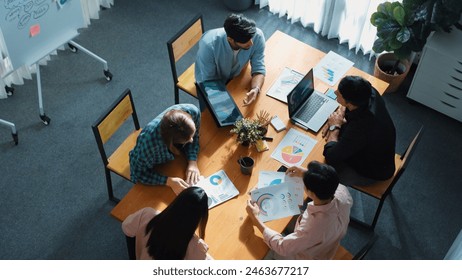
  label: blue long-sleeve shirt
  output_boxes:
[195,27,266,83]
[129,104,201,185]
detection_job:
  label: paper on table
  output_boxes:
[196,170,239,209]
[271,128,317,167]
[250,182,304,222]
[266,67,304,103]
[313,51,354,86]
[257,170,304,189]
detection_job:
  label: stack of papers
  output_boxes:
[250,171,304,222]
[196,170,239,209]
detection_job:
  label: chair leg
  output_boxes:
[174,87,179,104]
[125,235,136,260]
[104,168,119,203]
[371,199,386,230]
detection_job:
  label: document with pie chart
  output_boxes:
[250,182,304,222]
[271,128,317,167]
[196,170,239,209]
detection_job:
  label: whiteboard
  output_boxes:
[0,0,85,70]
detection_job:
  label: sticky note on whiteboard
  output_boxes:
[30,24,40,37]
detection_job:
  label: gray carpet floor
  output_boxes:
[1,0,461,259]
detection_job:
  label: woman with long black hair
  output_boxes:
[122,187,212,259]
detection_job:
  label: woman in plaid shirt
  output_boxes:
[129,104,201,194]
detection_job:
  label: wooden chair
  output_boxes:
[92,89,141,202]
[334,232,378,260]
[167,14,204,104]
[349,126,424,230]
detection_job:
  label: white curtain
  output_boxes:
[256,0,393,58]
[0,0,114,99]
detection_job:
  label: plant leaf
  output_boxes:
[396,27,411,42]
[377,21,401,38]
[393,5,406,26]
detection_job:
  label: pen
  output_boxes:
[262,136,273,142]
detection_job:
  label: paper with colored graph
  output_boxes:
[257,170,304,189]
[266,67,304,103]
[271,128,317,167]
[250,182,304,222]
[196,170,239,209]
[313,51,354,86]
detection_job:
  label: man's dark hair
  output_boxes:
[338,75,372,107]
[303,161,339,200]
[223,14,256,43]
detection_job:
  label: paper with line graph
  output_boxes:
[250,182,304,222]
[196,170,239,209]
[314,51,354,86]
[266,67,304,103]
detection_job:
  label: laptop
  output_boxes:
[287,69,339,132]
[197,80,243,127]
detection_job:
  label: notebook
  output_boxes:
[287,69,339,132]
[197,80,243,127]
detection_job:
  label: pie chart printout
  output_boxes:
[271,128,317,167]
[281,145,304,164]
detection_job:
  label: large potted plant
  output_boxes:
[371,0,462,93]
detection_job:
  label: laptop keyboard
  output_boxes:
[298,94,325,121]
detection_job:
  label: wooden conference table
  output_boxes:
[111,31,388,259]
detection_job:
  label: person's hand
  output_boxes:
[286,166,307,178]
[246,200,260,219]
[166,177,190,195]
[186,160,200,185]
[322,106,346,139]
[243,88,259,106]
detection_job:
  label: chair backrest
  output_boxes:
[92,89,140,165]
[167,14,204,83]
[387,126,424,192]
[399,126,424,171]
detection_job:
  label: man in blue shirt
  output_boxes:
[195,14,266,106]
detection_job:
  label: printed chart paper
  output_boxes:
[271,128,317,167]
[257,170,304,189]
[250,182,304,222]
[266,67,304,103]
[313,51,354,86]
[196,170,239,209]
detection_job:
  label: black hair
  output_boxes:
[223,14,256,43]
[145,187,209,259]
[338,75,372,107]
[303,161,339,200]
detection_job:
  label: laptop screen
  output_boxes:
[287,69,315,117]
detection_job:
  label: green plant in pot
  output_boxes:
[370,0,462,92]
[230,110,271,146]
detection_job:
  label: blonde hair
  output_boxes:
[160,110,195,154]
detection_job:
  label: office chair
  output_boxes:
[349,126,424,230]
[92,89,141,202]
[167,14,204,104]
